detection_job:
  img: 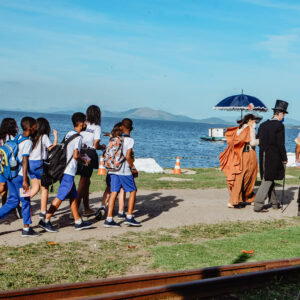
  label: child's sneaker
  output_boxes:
[74,220,93,231]
[38,219,58,233]
[39,212,46,219]
[117,212,126,220]
[95,207,106,220]
[124,217,141,227]
[22,227,40,237]
[104,219,120,228]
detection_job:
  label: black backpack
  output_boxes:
[41,133,80,189]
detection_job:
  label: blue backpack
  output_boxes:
[0,135,29,180]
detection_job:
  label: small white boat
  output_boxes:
[200,128,226,142]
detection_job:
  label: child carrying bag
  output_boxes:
[103,136,126,172]
[41,133,80,188]
[0,135,29,180]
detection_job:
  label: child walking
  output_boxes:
[104,118,141,228]
[96,122,126,219]
[38,112,93,232]
[29,117,57,219]
[77,105,105,217]
[0,118,19,206]
[0,117,40,237]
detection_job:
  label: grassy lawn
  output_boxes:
[47,167,300,193]
[0,218,299,291]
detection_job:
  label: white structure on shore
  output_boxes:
[134,158,164,173]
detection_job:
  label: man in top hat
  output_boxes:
[254,100,289,212]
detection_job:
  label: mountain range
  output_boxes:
[7,106,299,127]
[54,107,233,125]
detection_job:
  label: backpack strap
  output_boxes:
[14,134,29,145]
[62,133,81,148]
[63,133,81,170]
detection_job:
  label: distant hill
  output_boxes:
[50,106,300,126]
[102,107,232,124]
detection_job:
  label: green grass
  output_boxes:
[48,167,300,193]
[0,219,299,291]
[152,226,300,271]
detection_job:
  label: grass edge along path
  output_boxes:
[46,167,300,193]
[0,218,299,291]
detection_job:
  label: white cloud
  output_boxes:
[242,0,300,11]
[258,30,300,59]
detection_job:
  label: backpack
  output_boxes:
[41,133,80,188]
[0,135,29,180]
[103,136,126,172]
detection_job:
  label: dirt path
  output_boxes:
[0,186,298,246]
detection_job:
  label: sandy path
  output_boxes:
[0,186,299,246]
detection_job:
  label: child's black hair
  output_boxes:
[32,117,51,149]
[111,122,122,138]
[121,118,133,131]
[86,105,101,125]
[72,112,86,127]
[21,117,36,131]
[0,118,18,140]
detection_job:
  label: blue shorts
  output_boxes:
[56,174,78,201]
[110,174,137,193]
[0,174,6,183]
[106,174,111,187]
[0,175,32,225]
[29,160,43,180]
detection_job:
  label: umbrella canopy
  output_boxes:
[214,93,268,112]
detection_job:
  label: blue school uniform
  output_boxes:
[0,136,33,225]
[109,135,137,193]
[56,131,82,201]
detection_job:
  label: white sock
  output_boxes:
[127,214,133,219]
[45,218,50,223]
[23,227,29,231]
[107,217,113,222]
[75,219,82,225]
[119,211,124,214]
[41,211,46,215]
[101,205,106,209]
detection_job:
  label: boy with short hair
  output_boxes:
[104,118,141,227]
[0,117,39,237]
[38,112,92,232]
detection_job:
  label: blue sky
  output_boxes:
[0,0,299,119]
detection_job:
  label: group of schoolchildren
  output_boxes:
[0,105,141,238]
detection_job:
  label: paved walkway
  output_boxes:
[0,186,298,246]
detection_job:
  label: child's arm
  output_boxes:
[73,149,90,165]
[126,149,138,177]
[93,139,106,151]
[52,129,58,147]
[22,156,30,192]
[296,144,300,162]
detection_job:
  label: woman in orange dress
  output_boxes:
[220,114,260,208]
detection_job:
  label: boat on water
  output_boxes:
[200,128,226,142]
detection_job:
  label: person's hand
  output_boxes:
[296,158,300,163]
[132,168,138,178]
[103,132,111,137]
[100,144,106,151]
[23,180,29,192]
[283,161,287,165]
[53,129,57,138]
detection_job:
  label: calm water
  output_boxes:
[0,110,298,168]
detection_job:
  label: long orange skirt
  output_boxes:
[228,149,258,205]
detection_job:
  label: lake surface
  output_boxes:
[0,110,298,168]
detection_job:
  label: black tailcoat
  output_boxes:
[257,119,287,181]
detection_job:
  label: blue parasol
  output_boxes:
[214,91,268,112]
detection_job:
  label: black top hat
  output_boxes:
[272,99,289,114]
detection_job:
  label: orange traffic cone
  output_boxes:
[98,155,106,175]
[173,156,181,175]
